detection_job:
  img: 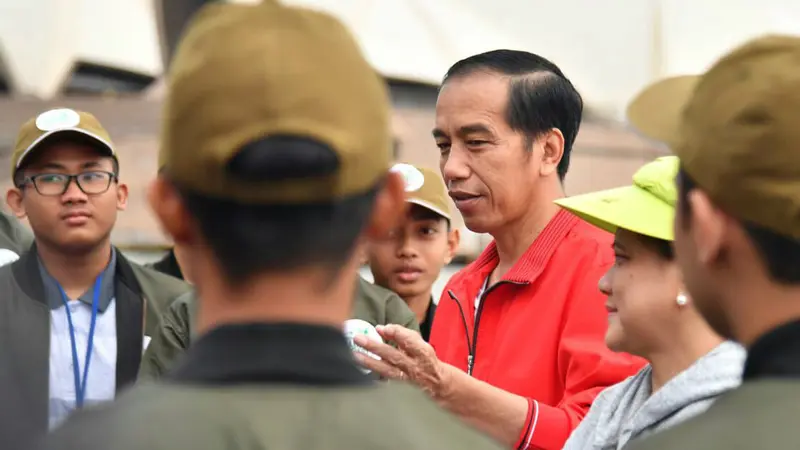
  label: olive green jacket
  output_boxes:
[0,245,190,449]
[0,210,33,255]
[627,380,800,450]
[139,276,419,378]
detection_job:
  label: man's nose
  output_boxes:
[440,146,470,183]
[61,178,88,204]
[598,268,613,296]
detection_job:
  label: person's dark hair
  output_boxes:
[176,135,379,285]
[646,236,674,260]
[442,49,583,181]
[677,167,800,284]
[408,204,451,231]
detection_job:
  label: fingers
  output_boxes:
[354,335,410,369]
[354,353,405,380]
[376,324,431,358]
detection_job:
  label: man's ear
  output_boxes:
[364,172,407,241]
[538,128,565,178]
[444,227,460,265]
[147,176,193,245]
[686,189,726,266]
[6,188,26,219]
[115,182,129,211]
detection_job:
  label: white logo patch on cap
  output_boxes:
[390,163,425,192]
[35,108,81,132]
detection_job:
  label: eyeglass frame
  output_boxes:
[18,170,119,197]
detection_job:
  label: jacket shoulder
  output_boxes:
[353,276,419,330]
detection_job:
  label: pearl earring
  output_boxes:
[676,293,688,306]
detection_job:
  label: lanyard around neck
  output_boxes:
[58,273,104,408]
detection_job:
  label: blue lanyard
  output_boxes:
[58,273,103,408]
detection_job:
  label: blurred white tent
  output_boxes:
[2,0,800,115]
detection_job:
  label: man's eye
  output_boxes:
[38,174,66,183]
[614,254,628,265]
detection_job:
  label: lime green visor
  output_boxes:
[555,156,679,242]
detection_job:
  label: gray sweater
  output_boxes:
[562,341,745,450]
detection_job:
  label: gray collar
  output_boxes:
[38,248,117,312]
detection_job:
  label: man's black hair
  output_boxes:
[442,49,583,181]
[408,204,451,232]
[177,135,379,285]
[677,167,800,284]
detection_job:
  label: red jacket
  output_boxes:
[430,211,645,450]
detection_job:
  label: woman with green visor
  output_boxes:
[556,156,745,450]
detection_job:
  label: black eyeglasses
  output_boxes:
[22,171,118,196]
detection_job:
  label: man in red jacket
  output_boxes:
[354,50,645,450]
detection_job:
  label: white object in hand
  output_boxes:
[343,319,383,374]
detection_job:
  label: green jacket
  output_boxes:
[139,276,420,379]
[626,380,800,450]
[41,323,501,450]
[0,210,33,255]
[0,245,190,449]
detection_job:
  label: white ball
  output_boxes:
[343,319,383,374]
[0,249,19,267]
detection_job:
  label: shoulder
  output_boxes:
[559,217,614,265]
[41,385,243,450]
[362,384,505,448]
[126,257,191,299]
[355,275,394,303]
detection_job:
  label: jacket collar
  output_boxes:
[743,318,800,380]
[468,209,579,284]
[12,243,144,307]
[168,323,371,386]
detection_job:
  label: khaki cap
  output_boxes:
[391,163,451,220]
[160,1,391,204]
[11,108,115,177]
[626,35,800,239]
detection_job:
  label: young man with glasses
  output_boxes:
[0,108,190,448]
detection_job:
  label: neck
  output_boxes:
[194,264,357,336]
[36,240,112,299]
[404,291,432,324]
[727,280,800,348]
[492,179,563,279]
[647,315,724,393]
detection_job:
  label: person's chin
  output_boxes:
[604,326,626,352]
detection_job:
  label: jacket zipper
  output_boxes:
[448,281,515,376]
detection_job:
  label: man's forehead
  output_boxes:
[25,143,112,167]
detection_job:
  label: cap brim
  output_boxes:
[626,75,700,146]
[555,185,674,241]
[17,128,115,169]
[407,198,451,221]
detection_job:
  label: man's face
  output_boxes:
[433,72,543,234]
[673,186,732,339]
[7,142,127,254]
[367,205,458,300]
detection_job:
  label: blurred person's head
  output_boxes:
[6,108,127,256]
[434,49,582,235]
[148,1,405,331]
[556,156,721,358]
[626,35,800,347]
[367,164,459,302]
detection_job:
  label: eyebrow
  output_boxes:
[432,123,494,139]
[32,160,103,172]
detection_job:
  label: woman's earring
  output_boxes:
[676,293,689,306]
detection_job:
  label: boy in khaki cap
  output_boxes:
[366,163,459,341]
[40,2,502,450]
[623,35,800,450]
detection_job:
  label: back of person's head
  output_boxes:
[442,49,583,181]
[627,34,800,343]
[148,1,405,288]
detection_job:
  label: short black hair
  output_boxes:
[442,49,583,181]
[408,203,451,231]
[645,236,674,260]
[176,136,379,285]
[677,167,800,284]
